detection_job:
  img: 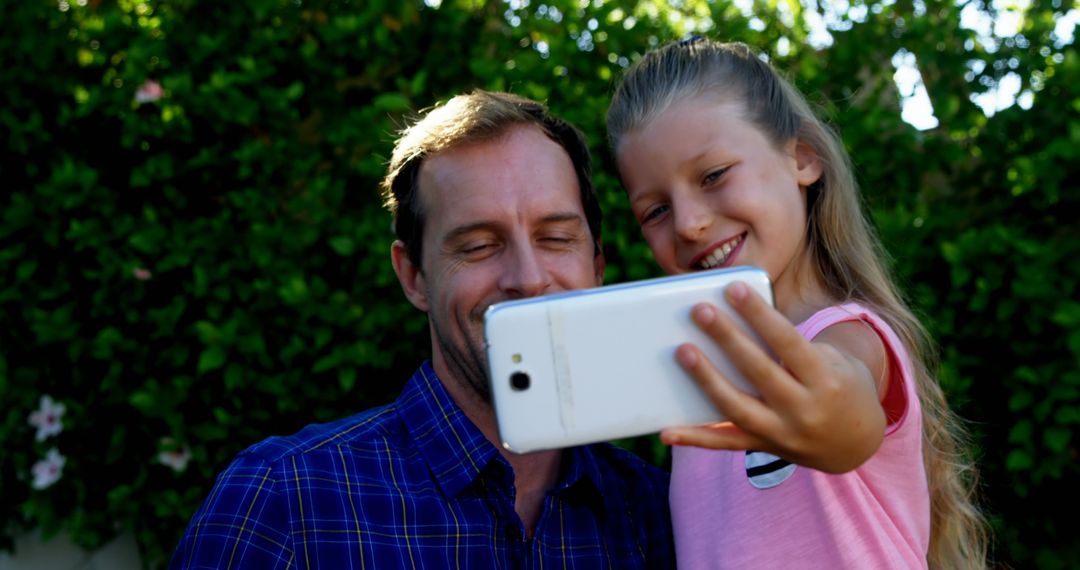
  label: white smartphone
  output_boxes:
[483,265,774,454]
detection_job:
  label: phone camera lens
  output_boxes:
[510,372,530,391]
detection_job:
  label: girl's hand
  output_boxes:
[660,282,887,474]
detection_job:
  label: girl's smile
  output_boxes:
[692,232,745,270]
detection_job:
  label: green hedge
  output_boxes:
[1,1,1077,567]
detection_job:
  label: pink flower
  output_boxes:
[28,395,65,442]
[32,448,66,490]
[158,439,192,473]
[135,79,164,104]
[132,267,152,281]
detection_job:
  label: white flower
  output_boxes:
[135,79,164,104]
[157,439,192,473]
[132,267,153,281]
[32,448,66,490]
[28,395,66,442]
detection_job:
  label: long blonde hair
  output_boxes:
[607,38,988,569]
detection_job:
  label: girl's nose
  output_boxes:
[673,196,712,242]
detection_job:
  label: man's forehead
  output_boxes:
[417,127,582,227]
[419,126,565,181]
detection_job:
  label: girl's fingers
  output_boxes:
[660,423,764,450]
[723,282,826,386]
[688,301,801,408]
[675,343,779,435]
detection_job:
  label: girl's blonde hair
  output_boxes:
[607,38,988,569]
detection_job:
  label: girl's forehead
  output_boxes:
[669,89,746,116]
[625,96,756,149]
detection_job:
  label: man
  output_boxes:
[170,90,674,569]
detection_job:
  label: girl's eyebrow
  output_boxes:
[682,146,731,169]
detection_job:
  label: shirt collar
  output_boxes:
[397,362,500,498]
[555,444,615,514]
[398,362,611,509]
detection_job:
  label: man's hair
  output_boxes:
[380,89,602,265]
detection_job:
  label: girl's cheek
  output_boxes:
[642,229,667,251]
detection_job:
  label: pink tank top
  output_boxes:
[669,303,930,569]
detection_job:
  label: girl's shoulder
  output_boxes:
[800,301,915,427]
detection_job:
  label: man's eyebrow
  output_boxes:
[538,212,587,226]
[441,212,586,243]
[441,222,498,244]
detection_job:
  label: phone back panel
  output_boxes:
[484,266,773,453]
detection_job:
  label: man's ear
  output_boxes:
[391,240,429,312]
[791,139,824,188]
[593,240,606,286]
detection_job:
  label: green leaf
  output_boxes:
[224,363,244,391]
[1008,389,1034,412]
[197,346,227,374]
[129,391,155,413]
[329,236,356,256]
[339,367,357,391]
[16,259,38,281]
[1005,449,1033,472]
[107,485,134,510]
[312,351,339,373]
[372,93,411,112]
[1067,330,1080,359]
[194,320,219,343]
[409,70,427,96]
[1043,427,1071,453]
[1054,406,1080,424]
[1008,420,1032,444]
[1051,301,1080,328]
[285,81,305,100]
[193,265,209,297]
[191,423,228,441]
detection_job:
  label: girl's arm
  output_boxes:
[660,282,887,474]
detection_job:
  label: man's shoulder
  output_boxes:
[239,401,405,467]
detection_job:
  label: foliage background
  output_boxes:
[1,0,1076,567]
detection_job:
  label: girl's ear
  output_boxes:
[791,139,824,188]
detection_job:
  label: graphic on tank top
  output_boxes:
[745,450,796,489]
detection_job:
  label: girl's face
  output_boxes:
[616,95,823,312]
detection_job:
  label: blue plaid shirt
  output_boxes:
[170,362,674,569]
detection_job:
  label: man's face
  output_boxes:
[394,125,604,402]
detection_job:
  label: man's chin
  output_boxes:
[436,343,492,405]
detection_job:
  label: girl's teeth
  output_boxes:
[700,236,741,269]
[702,250,724,269]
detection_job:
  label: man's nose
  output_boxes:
[499,243,552,299]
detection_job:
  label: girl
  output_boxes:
[606,38,987,569]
